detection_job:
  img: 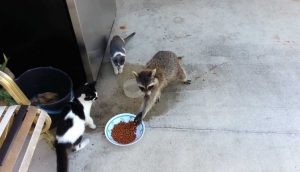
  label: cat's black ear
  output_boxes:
[132,71,138,78]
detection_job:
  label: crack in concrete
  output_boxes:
[95,125,300,136]
[147,126,300,135]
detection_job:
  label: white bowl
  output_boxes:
[104,113,145,146]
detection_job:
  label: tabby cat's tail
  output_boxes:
[55,141,68,172]
[124,32,136,44]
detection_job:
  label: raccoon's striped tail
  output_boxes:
[124,32,136,44]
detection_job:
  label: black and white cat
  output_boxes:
[55,82,98,172]
[109,32,136,75]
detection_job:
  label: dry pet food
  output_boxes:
[111,121,137,144]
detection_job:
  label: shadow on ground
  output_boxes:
[91,62,189,129]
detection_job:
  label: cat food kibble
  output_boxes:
[111,121,137,144]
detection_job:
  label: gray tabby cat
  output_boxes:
[109,32,136,75]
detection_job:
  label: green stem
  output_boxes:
[0,53,9,71]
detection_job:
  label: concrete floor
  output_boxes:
[29,0,300,171]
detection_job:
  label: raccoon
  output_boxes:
[132,51,191,124]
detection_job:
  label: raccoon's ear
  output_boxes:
[151,68,157,78]
[132,71,138,78]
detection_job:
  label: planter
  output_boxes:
[15,67,73,119]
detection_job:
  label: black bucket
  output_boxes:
[15,67,73,119]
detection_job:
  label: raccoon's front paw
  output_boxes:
[184,80,192,85]
[134,112,143,125]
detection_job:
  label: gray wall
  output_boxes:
[66,0,116,81]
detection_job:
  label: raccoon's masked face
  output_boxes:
[132,69,157,96]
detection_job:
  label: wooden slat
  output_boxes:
[0,105,18,136]
[0,106,7,119]
[18,110,47,172]
[0,106,28,165]
[0,106,37,172]
[0,106,9,150]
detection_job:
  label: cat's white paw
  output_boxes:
[82,138,90,146]
[112,63,119,75]
[114,70,119,75]
[119,68,123,74]
[89,123,96,129]
[113,67,118,75]
[86,117,96,129]
[73,138,90,152]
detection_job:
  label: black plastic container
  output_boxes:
[15,67,73,119]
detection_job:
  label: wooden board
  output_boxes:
[0,106,36,172]
[0,106,18,137]
[18,110,47,172]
